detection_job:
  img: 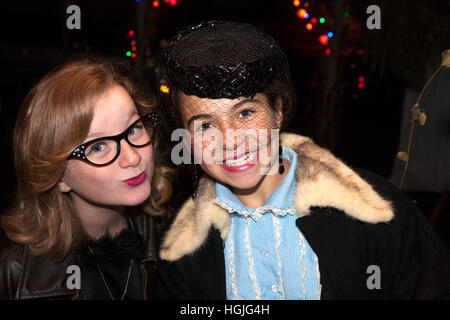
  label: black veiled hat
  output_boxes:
[159,20,292,99]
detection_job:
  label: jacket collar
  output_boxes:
[17,214,157,299]
[17,249,80,299]
[160,133,394,261]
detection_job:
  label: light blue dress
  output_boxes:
[214,147,322,300]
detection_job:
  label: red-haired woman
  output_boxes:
[0,58,172,300]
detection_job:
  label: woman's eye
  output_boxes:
[239,109,254,118]
[90,143,106,153]
[128,123,143,135]
[195,122,212,132]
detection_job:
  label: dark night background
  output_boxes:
[0,0,449,247]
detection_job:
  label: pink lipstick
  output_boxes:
[124,171,146,186]
[219,151,259,173]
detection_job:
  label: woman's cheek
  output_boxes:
[143,146,155,180]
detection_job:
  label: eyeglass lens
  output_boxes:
[84,117,152,165]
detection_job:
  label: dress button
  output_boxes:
[261,250,270,256]
[271,285,278,293]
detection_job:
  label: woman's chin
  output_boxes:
[122,185,152,207]
[221,172,265,192]
[228,182,261,193]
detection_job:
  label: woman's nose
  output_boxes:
[223,129,237,150]
[118,140,141,168]
[222,127,252,155]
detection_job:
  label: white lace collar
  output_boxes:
[212,198,296,222]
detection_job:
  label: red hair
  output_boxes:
[1,58,172,261]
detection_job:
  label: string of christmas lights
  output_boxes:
[126,29,137,59]
[292,0,350,55]
[126,0,179,60]
[292,1,364,92]
[152,0,178,8]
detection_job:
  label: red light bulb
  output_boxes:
[319,34,329,45]
[297,9,307,19]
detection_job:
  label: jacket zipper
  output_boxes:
[20,289,81,300]
[140,261,148,300]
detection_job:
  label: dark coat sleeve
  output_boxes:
[154,228,226,300]
[297,169,450,300]
[357,169,450,299]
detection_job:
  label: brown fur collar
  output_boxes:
[160,133,394,261]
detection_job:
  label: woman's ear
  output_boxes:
[274,96,283,128]
[57,177,71,193]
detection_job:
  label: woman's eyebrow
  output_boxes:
[187,114,212,128]
[231,98,262,111]
[86,110,139,140]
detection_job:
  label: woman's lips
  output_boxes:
[219,151,258,173]
[225,151,248,161]
[123,171,146,186]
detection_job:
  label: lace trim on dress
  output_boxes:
[227,220,240,300]
[243,217,261,299]
[213,198,296,222]
[272,214,286,299]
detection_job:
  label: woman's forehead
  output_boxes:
[87,85,138,139]
[179,92,269,115]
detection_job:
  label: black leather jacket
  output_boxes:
[0,214,160,300]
